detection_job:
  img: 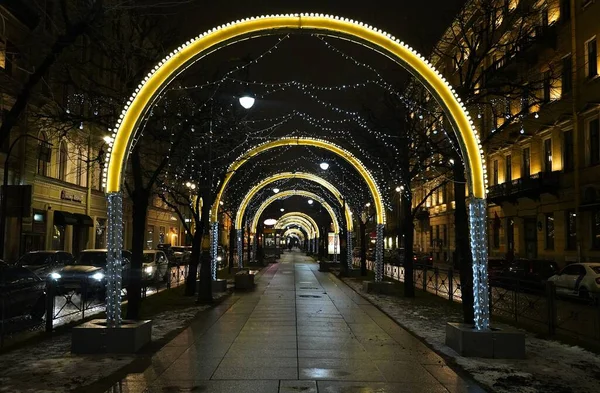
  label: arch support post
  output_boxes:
[347,230,353,270]
[106,192,123,327]
[236,229,243,268]
[333,233,338,263]
[210,222,218,281]
[374,224,385,282]
[469,198,490,330]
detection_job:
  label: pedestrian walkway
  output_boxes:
[103,251,484,393]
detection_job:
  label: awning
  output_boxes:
[74,213,93,227]
[54,211,78,226]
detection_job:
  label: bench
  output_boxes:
[235,269,258,290]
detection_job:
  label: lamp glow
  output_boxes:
[264,218,277,226]
[273,188,280,193]
[308,199,314,205]
[239,95,255,109]
[319,162,330,170]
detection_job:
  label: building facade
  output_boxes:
[413,0,600,267]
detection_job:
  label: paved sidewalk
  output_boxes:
[97,251,484,393]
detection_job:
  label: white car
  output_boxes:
[142,250,169,283]
[548,263,600,299]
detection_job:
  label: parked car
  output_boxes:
[548,263,600,299]
[0,263,46,319]
[15,250,74,278]
[171,246,192,265]
[487,258,507,281]
[142,250,169,283]
[414,253,433,267]
[494,258,559,290]
[50,249,132,298]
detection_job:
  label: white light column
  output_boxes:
[210,221,218,280]
[237,229,243,268]
[106,192,124,327]
[374,224,385,282]
[470,198,490,330]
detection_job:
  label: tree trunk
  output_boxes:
[185,227,202,296]
[228,225,235,273]
[454,160,474,324]
[340,227,348,276]
[197,199,213,303]
[359,221,367,276]
[126,189,148,319]
[403,193,415,297]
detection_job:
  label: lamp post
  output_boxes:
[0,134,52,259]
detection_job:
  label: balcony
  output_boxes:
[414,207,430,221]
[487,170,561,204]
[482,24,558,85]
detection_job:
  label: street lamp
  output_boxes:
[273,188,280,194]
[308,199,314,205]
[103,135,114,144]
[238,93,255,109]
[365,202,371,207]
[395,186,404,193]
[319,162,330,170]
[280,208,285,212]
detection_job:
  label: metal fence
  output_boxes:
[353,257,600,345]
[0,265,189,347]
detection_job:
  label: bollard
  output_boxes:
[546,281,557,335]
[45,278,55,333]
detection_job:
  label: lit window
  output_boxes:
[585,37,597,78]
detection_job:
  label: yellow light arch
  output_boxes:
[283,228,305,240]
[235,172,345,232]
[275,213,320,237]
[104,13,486,214]
[277,219,314,238]
[250,189,349,234]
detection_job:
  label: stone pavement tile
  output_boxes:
[297,330,355,338]
[298,349,370,359]
[227,340,298,350]
[316,381,450,393]
[211,365,298,380]
[298,340,365,351]
[279,380,318,393]
[300,366,385,381]
[374,360,441,384]
[145,379,280,393]
[299,357,379,369]
[223,348,298,358]
[218,356,298,368]
[424,365,487,393]
[148,345,189,373]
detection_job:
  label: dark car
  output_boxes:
[51,250,132,297]
[0,263,46,320]
[414,253,433,267]
[171,246,192,265]
[494,258,559,290]
[487,258,507,280]
[16,251,74,278]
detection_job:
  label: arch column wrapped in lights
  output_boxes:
[104,14,489,330]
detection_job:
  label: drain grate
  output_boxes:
[299,287,320,290]
[298,294,322,298]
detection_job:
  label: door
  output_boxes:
[524,218,537,259]
[556,264,586,294]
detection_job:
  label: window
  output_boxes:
[429,227,434,248]
[521,86,530,114]
[544,138,552,172]
[560,0,571,23]
[522,147,531,178]
[543,71,551,102]
[76,149,84,186]
[442,225,447,248]
[505,155,512,182]
[493,160,499,185]
[493,220,500,249]
[545,213,554,249]
[586,37,597,78]
[58,141,68,181]
[593,209,600,249]
[563,130,574,171]
[37,132,49,176]
[95,218,107,249]
[590,118,600,165]
[566,210,576,250]
[562,55,572,95]
[562,264,585,276]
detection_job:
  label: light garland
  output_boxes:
[106,192,123,327]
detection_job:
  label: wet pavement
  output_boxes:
[100,251,484,393]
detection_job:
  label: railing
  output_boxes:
[352,258,600,345]
[0,265,188,347]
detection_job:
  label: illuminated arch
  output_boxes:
[213,138,381,224]
[235,172,343,232]
[274,212,320,237]
[103,13,490,329]
[275,214,320,238]
[105,14,486,210]
[283,228,305,240]
[250,190,344,234]
[277,219,314,239]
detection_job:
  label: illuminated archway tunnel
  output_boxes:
[275,214,320,237]
[103,14,490,329]
[283,228,306,242]
[250,190,343,235]
[235,172,347,232]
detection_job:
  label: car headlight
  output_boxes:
[217,256,222,262]
[144,266,154,274]
[50,272,61,280]
[91,272,105,281]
